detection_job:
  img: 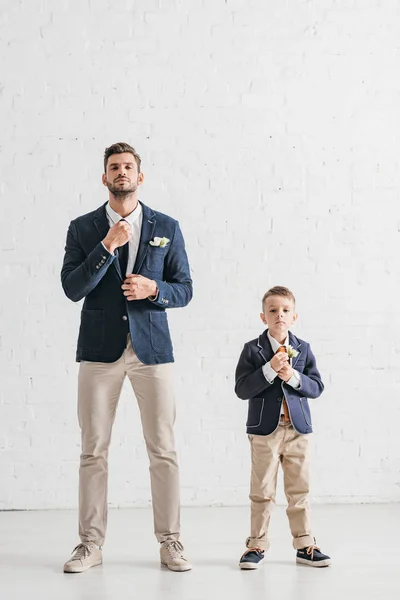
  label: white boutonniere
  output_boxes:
[149,236,170,248]
[287,345,299,359]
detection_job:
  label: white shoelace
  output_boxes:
[71,543,94,561]
[163,540,184,560]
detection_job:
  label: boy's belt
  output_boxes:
[280,398,291,422]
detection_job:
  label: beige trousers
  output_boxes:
[247,421,314,551]
[77,337,180,547]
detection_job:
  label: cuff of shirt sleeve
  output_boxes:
[101,241,114,256]
[262,361,278,384]
[148,287,159,302]
[287,370,301,389]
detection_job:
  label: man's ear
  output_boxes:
[137,172,144,186]
[102,173,107,187]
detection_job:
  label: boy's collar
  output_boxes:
[267,330,289,349]
[257,328,300,346]
[256,329,301,363]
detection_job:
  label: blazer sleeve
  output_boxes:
[235,343,273,400]
[61,220,116,302]
[148,220,193,309]
[287,343,324,399]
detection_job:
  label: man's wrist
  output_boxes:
[102,239,115,254]
[148,281,159,300]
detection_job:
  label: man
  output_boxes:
[61,142,193,573]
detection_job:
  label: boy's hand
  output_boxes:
[270,351,289,373]
[277,363,294,382]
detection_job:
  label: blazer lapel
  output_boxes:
[93,202,109,240]
[288,332,302,368]
[93,202,123,279]
[257,330,274,363]
[132,202,156,274]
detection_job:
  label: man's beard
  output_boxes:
[106,178,138,199]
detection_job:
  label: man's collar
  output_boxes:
[106,200,142,225]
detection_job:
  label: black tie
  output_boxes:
[118,219,129,277]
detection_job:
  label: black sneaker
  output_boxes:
[296,545,331,567]
[239,548,265,570]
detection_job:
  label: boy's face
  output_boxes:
[260,295,298,341]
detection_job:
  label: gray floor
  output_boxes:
[0,505,399,600]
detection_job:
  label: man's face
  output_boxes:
[102,152,143,196]
[260,295,297,339]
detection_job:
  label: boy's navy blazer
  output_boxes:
[61,201,192,365]
[235,330,324,435]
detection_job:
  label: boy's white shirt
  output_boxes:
[262,332,301,411]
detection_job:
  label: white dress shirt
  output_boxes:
[102,201,143,276]
[262,331,301,414]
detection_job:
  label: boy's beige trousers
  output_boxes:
[246,421,314,551]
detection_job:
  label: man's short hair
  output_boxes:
[103,142,141,172]
[262,286,296,310]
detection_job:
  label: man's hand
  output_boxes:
[122,274,158,301]
[270,351,289,373]
[103,221,132,254]
[277,363,294,382]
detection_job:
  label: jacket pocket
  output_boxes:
[78,309,105,351]
[149,311,172,354]
[299,398,312,427]
[246,398,265,428]
[146,247,166,272]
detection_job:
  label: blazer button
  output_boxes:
[122,315,128,321]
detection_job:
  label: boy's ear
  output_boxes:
[260,312,267,325]
[292,312,299,324]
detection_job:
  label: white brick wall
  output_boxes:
[1,0,400,509]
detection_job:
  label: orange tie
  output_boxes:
[276,345,290,422]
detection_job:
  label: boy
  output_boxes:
[235,286,331,569]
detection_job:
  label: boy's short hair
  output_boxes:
[262,286,296,310]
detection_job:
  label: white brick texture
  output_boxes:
[1,0,400,509]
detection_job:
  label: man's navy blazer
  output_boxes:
[61,201,192,364]
[235,330,324,435]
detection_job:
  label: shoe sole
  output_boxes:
[296,557,331,568]
[161,561,192,572]
[63,559,102,573]
[239,561,263,570]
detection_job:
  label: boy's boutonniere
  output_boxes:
[287,345,299,359]
[149,237,170,248]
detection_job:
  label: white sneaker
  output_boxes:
[63,542,102,573]
[160,540,192,572]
